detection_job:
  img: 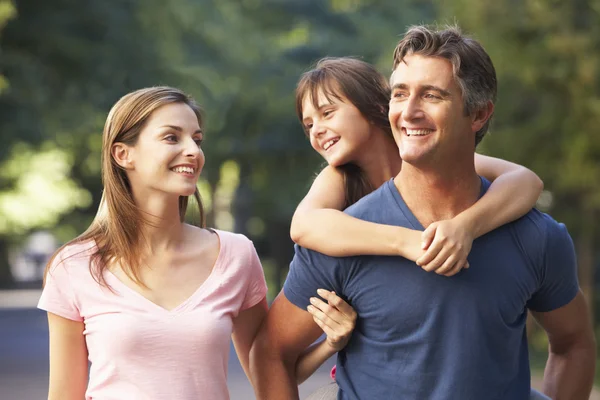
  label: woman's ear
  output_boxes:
[111,143,133,169]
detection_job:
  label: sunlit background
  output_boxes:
[0,0,599,399]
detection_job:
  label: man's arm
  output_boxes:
[531,291,596,400]
[250,291,324,400]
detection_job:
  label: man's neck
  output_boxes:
[395,161,481,227]
[355,130,403,189]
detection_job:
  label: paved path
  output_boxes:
[1,291,598,399]
[0,306,333,400]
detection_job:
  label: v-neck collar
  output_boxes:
[104,230,224,315]
[385,177,490,229]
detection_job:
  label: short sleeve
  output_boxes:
[38,251,83,321]
[283,244,342,310]
[240,240,268,311]
[527,218,579,312]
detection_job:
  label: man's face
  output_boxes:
[388,54,475,168]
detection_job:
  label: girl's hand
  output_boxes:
[307,289,357,352]
[416,218,473,277]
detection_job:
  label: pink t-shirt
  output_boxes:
[38,229,267,400]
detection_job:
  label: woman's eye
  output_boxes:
[194,138,203,146]
[323,110,333,117]
[165,134,178,142]
[305,123,313,130]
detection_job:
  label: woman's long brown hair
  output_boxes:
[44,87,206,288]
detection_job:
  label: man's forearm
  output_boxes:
[542,344,596,400]
[250,345,300,400]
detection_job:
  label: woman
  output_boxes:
[295,58,549,400]
[38,86,355,399]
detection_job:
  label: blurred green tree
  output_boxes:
[437,0,600,316]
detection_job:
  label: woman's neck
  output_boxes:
[132,191,186,254]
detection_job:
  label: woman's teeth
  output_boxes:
[172,166,195,174]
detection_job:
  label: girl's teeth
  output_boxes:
[324,139,338,150]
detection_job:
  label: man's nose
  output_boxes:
[402,96,425,122]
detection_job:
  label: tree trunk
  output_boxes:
[0,237,14,289]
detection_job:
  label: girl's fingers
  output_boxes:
[307,302,342,328]
[317,289,356,319]
[421,223,438,250]
[435,254,459,275]
[417,236,444,266]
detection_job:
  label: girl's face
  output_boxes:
[114,102,204,199]
[301,89,373,167]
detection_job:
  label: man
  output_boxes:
[251,25,595,400]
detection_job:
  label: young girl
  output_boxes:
[38,86,356,399]
[295,58,547,399]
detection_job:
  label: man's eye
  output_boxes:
[393,91,407,98]
[424,93,440,100]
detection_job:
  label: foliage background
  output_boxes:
[0,0,598,380]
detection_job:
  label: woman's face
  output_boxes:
[116,102,204,199]
[301,89,372,168]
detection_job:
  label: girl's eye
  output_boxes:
[194,138,203,146]
[323,110,333,117]
[305,123,313,130]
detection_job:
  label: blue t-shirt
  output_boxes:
[284,178,579,400]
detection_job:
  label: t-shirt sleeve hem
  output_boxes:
[283,283,310,311]
[240,284,267,311]
[37,301,83,322]
[528,285,579,313]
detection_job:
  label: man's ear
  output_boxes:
[111,142,133,169]
[471,101,494,133]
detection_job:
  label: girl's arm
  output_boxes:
[236,293,356,386]
[415,154,544,275]
[47,313,88,400]
[290,166,423,261]
[232,298,269,383]
[295,290,357,384]
[470,153,543,237]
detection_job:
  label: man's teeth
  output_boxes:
[406,129,432,136]
[323,138,339,150]
[172,166,195,174]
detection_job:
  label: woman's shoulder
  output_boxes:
[185,225,254,257]
[50,239,96,269]
[212,228,253,248]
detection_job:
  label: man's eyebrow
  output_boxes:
[390,83,451,98]
[421,85,451,97]
[160,125,202,134]
[391,83,409,91]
